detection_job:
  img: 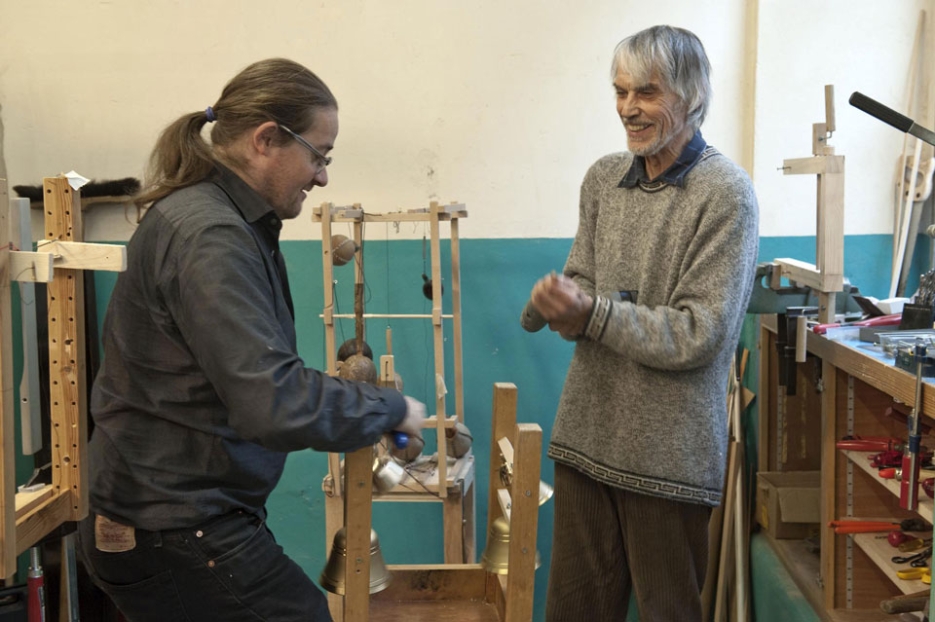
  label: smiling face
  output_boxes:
[614,67,693,179]
[262,107,339,220]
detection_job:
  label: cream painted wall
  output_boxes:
[753,0,931,237]
[0,0,750,241]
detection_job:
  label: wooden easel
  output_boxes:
[315,201,477,620]
[774,85,845,325]
[0,176,126,578]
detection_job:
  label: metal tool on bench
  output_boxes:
[892,546,932,567]
[775,306,820,396]
[900,269,935,330]
[836,435,905,452]
[901,340,927,510]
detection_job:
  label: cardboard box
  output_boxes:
[756,471,820,539]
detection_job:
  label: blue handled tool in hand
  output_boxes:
[391,431,409,449]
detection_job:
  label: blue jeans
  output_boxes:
[77,510,332,621]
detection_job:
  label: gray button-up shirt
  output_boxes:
[89,165,406,530]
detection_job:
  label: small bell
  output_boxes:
[320,527,392,595]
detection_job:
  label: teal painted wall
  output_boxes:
[85,233,907,621]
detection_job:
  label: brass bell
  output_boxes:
[499,460,554,506]
[372,454,405,494]
[538,480,554,506]
[479,516,541,575]
[320,527,392,594]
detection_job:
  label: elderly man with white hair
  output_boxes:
[527,25,759,621]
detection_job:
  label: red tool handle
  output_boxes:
[27,573,45,622]
[834,525,896,534]
[836,439,897,451]
[812,313,902,335]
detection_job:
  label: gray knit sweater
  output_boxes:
[547,146,759,507]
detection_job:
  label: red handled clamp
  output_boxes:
[812,313,902,335]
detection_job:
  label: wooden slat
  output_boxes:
[758,321,771,473]
[15,491,71,556]
[429,202,447,499]
[344,446,374,621]
[487,384,517,536]
[817,172,845,282]
[450,216,464,424]
[9,251,54,283]
[14,485,54,518]
[852,533,928,595]
[504,423,540,622]
[44,177,87,522]
[774,257,844,292]
[36,240,126,272]
[443,481,465,563]
[820,359,837,611]
[372,565,488,601]
[312,205,468,223]
[0,179,16,578]
[782,155,845,175]
[462,479,476,563]
[325,491,344,621]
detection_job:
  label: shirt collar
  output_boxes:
[211,164,283,233]
[618,130,707,189]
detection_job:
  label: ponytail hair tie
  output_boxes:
[205,106,217,122]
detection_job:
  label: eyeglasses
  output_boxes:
[278,124,332,172]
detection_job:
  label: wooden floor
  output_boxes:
[370,599,501,622]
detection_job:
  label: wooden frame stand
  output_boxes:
[315,201,480,618]
[0,176,126,579]
[337,382,541,622]
[774,85,845,324]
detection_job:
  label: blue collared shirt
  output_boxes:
[618,130,708,189]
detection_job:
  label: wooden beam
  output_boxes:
[504,423,541,622]
[15,492,71,556]
[774,257,844,292]
[344,446,374,621]
[430,202,448,499]
[782,155,845,175]
[0,179,16,578]
[9,251,54,283]
[487,383,517,536]
[820,360,838,611]
[43,177,88,522]
[36,240,127,272]
[311,205,468,223]
[14,485,54,518]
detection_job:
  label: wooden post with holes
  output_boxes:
[44,176,88,523]
[0,175,126,579]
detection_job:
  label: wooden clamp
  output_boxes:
[775,85,845,324]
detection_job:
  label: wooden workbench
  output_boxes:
[759,315,934,620]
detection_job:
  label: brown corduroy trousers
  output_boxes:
[545,463,713,622]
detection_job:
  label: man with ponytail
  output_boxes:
[77,58,425,621]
